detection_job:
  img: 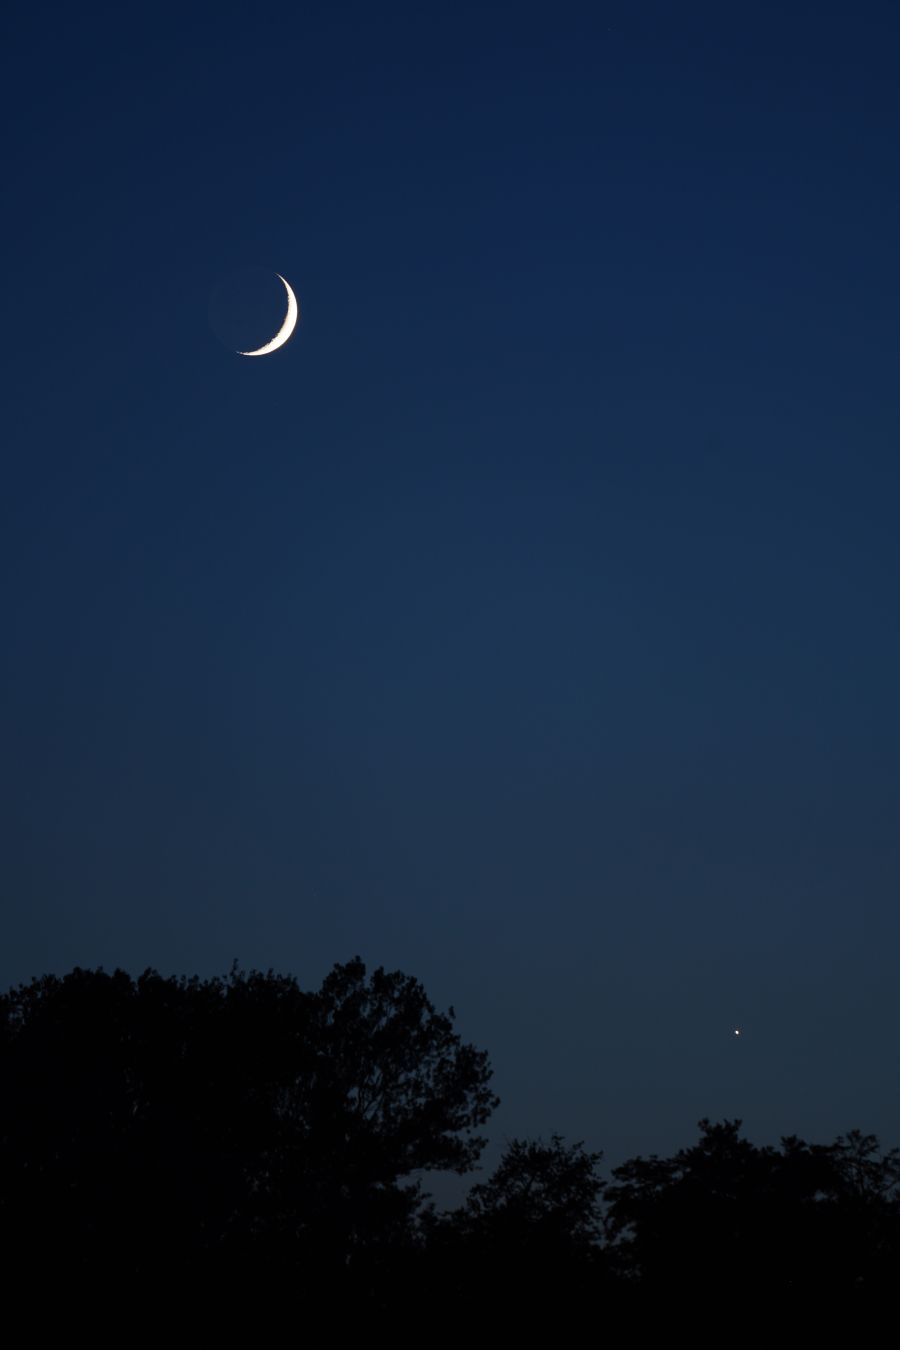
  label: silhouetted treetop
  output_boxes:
[3,961,898,1313]
[604,1117,900,1296]
[0,957,498,1281]
[459,1134,605,1250]
[307,957,498,1174]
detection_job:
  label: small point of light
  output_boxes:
[734,1028,742,1036]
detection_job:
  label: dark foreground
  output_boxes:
[2,962,897,1319]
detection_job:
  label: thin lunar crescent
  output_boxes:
[237,274,299,356]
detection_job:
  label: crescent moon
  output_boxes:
[237,274,299,356]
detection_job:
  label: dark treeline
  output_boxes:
[2,959,898,1320]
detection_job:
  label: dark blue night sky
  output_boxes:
[3,1,900,1175]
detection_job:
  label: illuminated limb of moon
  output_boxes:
[237,274,299,356]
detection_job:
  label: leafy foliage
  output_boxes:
[604,1117,900,1296]
[2,959,899,1315]
[0,957,497,1287]
[458,1134,605,1251]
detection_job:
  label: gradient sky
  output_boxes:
[3,1,900,1180]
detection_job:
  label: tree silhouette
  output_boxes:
[456,1134,604,1252]
[604,1117,900,1302]
[4,959,899,1317]
[0,958,498,1298]
[423,1135,608,1328]
[821,1129,900,1290]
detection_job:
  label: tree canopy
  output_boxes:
[0,957,498,1288]
[2,958,899,1319]
[603,1117,900,1298]
[452,1133,605,1253]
